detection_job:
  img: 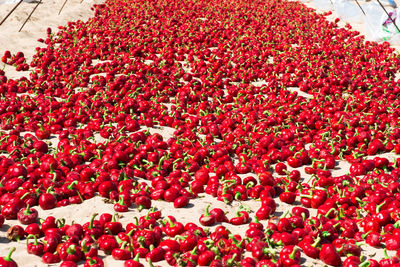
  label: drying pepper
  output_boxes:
[112,242,132,261]
[230,210,249,225]
[17,205,38,225]
[26,234,44,256]
[59,243,82,262]
[104,214,123,235]
[145,246,165,262]
[138,212,157,229]
[123,254,144,267]
[83,256,104,267]
[7,225,25,241]
[209,208,229,223]
[177,232,198,252]
[114,197,129,213]
[251,241,276,261]
[162,218,184,237]
[280,245,301,266]
[0,247,18,267]
[299,236,320,259]
[42,252,60,264]
[199,205,216,226]
[320,244,341,266]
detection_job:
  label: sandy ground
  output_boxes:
[0,0,399,266]
[0,0,104,80]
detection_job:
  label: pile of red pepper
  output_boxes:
[1,0,400,265]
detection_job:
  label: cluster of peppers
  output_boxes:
[0,0,400,265]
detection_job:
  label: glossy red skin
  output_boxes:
[112,247,132,261]
[209,208,229,223]
[279,191,296,204]
[174,196,189,208]
[1,203,21,220]
[280,245,301,266]
[42,252,61,264]
[145,246,165,262]
[0,248,17,267]
[39,193,57,210]
[43,235,60,253]
[60,261,78,267]
[179,233,198,253]
[299,239,320,259]
[104,221,123,235]
[27,238,44,255]
[159,239,180,252]
[98,236,119,255]
[59,243,82,262]
[230,211,249,225]
[199,213,216,227]
[123,259,144,267]
[163,220,184,237]
[320,244,342,266]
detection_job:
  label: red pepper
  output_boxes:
[99,213,113,227]
[83,213,104,239]
[299,236,320,259]
[287,154,302,168]
[245,227,264,240]
[291,206,310,219]
[81,239,98,258]
[197,250,215,266]
[380,249,400,266]
[17,204,38,225]
[275,163,287,175]
[41,216,57,232]
[342,255,360,267]
[174,195,189,208]
[114,196,129,212]
[320,244,341,266]
[277,217,294,233]
[251,241,275,261]
[138,213,157,229]
[159,239,180,253]
[42,252,60,264]
[38,190,57,210]
[7,225,25,241]
[230,210,249,225]
[385,235,400,250]
[280,245,301,266]
[162,218,184,237]
[279,191,296,204]
[133,229,157,249]
[112,241,132,261]
[199,204,216,226]
[233,185,248,201]
[26,234,44,256]
[258,172,276,187]
[84,257,104,267]
[366,232,381,247]
[59,243,82,262]
[105,213,123,235]
[145,246,165,262]
[209,208,229,223]
[134,195,151,211]
[0,247,17,267]
[123,254,144,267]
[98,235,119,255]
[177,233,198,252]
